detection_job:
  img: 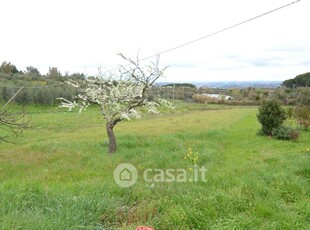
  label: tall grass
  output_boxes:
[0,104,309,229]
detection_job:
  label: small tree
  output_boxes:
[257,100,286,135]
[25,66,40,75]
[47,67,61,78]
[58,54,172,153]
[0,61,18,74]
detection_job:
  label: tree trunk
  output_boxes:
[106,118,122,153]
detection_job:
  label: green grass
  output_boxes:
[0,103,309,229]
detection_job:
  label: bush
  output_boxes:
[295,105,310,129]
[271,126,300,141]
[257,100,286,135]
[298,120,309,130]
[286,107,294,119]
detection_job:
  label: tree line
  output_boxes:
[0,61,85,79]
[1,60,309,106]
[0,61,84,106]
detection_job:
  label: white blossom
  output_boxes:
[58,54,172,123]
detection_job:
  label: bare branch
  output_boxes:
[0,92,31,143]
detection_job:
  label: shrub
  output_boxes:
[192,94,219,104]
[286,107,294,119]
[290,129,301,141]
[271,126,300,141]
[295,105,310,129]
[298,120,309,130]
[257,100,286,135]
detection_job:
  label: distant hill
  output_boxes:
[162,83,196,88]
[157,81,282,89]
[282,72,310,88]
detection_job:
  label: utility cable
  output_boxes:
[102,0,302,74]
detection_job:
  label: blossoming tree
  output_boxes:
[58,54,171,153]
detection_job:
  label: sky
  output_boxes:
[0,0,309,82]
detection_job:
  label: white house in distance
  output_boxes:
[202,94,234,101]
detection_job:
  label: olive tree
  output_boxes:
[58,54,172,153]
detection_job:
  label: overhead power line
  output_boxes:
[142,0,302,60]
[0,0,302,83]
[102,0,302,74]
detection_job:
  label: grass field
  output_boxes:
[0,103,309,229]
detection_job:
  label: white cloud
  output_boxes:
[0,0,309,82]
